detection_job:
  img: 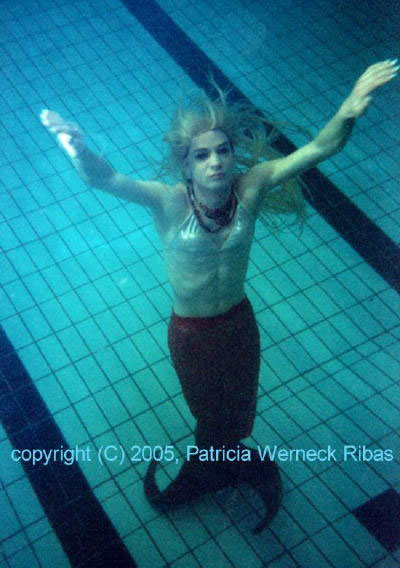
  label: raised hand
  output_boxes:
[340,59,398,118]
[40,109,84,158]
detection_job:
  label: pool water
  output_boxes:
[0,0,399,566]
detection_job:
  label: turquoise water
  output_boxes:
[0,0,399,566]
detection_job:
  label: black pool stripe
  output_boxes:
[123,0,400,293]
[0,327,137,568]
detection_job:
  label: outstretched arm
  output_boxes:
[40,110,164,211]
[313,59,398,153]
[245,59,398,195]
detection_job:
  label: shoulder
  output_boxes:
[237,162,276,196]
[234,169,273,215]
[160,181,187,206]
[155,181,190,235]
[236,140,323,214]
[138,179,186,213]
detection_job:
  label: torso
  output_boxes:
[156,176,257,317]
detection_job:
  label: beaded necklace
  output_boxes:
[187,182,237,233]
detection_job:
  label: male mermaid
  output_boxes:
[41,60,398,532]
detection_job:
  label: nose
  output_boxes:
[209,151,222,168]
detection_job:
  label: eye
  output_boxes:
[195,152,208,161]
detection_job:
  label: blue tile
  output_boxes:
[41,265,71,296]
[194,537,234,567]
[313,525,361,565]
[40,298,71,331]
[21,272,53,304]
[2,315,33,349]
[6,478,44,526]
[0,490,21,540]
[36,335,70,370]
[75,397,109,438]
[94,386,130,427]
[103,492,141,536]
[95,346,129,382]
[301,477,347,522]
[339,460,389,500]
[328,413,369,445]
[94,275,126,307]
[0,254,18,286]
[135,368,168,408]
[304,286,338,318]
[264,405,302,442]
[338,513,387,562]
[36,375,69,413]
[271,302,307,334]
[292,538,334,568]
[5,546,41,568]
[0,438,24,485]
[32,531,70,567]
[7,247,36,277]
[94,311,126,344]
[56,366,90,403]
[75,319,108,353]
[284,488,327,536]
[297,387,337,421]
[369,346,400,384]
[320,465,368,510]
[0,289,16,319]
[147,516,187,565]
[114,377,148,417]
[20,308,51,341]
[125,526,166,567]
[279,336,317,375]
[364,395,399,431]
[330,313,367,346]
[134,329,165,365]
[217,526,260,568]
[156,400,190,440]
[334,368,375,402]
[170,552,202,568]
[18,344,50,380]
[345,405,391,440]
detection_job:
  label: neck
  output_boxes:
[187,181,237,230]
[191,181,232,209]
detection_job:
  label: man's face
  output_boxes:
[185,129,234,194]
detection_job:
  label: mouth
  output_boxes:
[209,173,225,180]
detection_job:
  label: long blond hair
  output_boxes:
[161,82,308,228]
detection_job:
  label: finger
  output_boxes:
[357,65,398,91]
[370,66,398,84]
[49,124,79,136]
[367,59,398,72]
[384,58,398,67]
[40,108,52,126]
[359,70,398,87]
[356,77,395,98]
[40,109,63,126]
[371,63,399,78]
[40,109,76,131]
[40,110,79,137]
[57,133,81,158]
[362,60,398,80]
